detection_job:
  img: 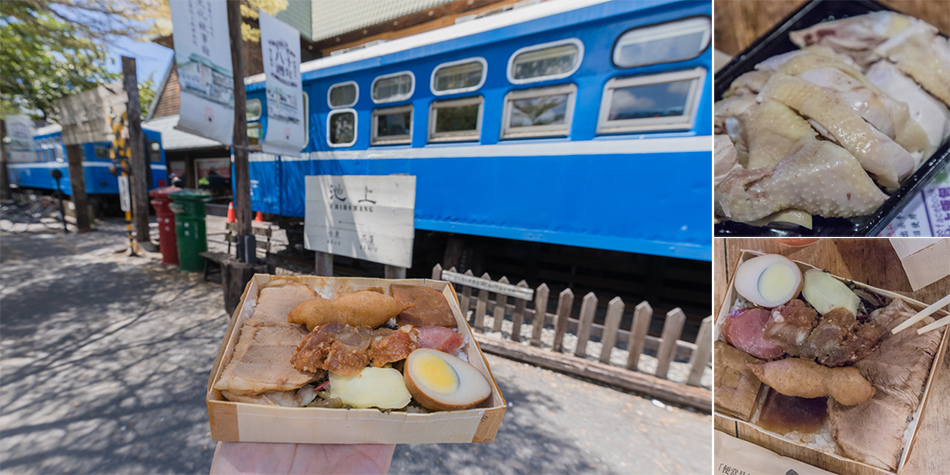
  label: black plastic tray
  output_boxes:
[714,0,950,237]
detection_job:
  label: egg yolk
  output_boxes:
[758,264,796,302]
[415,352,459,395]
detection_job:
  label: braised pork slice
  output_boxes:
[246,283,318,326]
[829,299,942,470]
[370,326,420,367]
[221,384,318,407]
[764,299,818,351]
[214,324,318,395]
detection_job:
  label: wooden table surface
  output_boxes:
[715,0,950,56]
[715,238,950,474]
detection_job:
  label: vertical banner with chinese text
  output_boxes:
[4,115,37,163]
[169,0,234,145]
[259,11,305,155]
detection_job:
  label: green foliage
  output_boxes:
[0,6,119,120]
[138,74,156,117]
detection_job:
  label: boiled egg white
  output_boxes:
[734,254,803,308]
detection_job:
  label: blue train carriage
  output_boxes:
[244,0,712,262]
[7,124,169,200]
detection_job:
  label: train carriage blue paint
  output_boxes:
[245,0,712,261]
[9,127,168,196]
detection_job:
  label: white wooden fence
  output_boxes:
[434,264,712,411]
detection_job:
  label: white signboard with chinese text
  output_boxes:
[4,115,37,162]
[259,11,305,156]
[304,175,416,268]
[56,84,126,145]
[169,0,234,145]
[118,175,131,212]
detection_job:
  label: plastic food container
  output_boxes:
[714,0,950,237]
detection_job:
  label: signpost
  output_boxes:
[304,175,417,271]
[57,84,127,232]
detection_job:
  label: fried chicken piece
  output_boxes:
[748,357,875,406]
[288,290,413,331]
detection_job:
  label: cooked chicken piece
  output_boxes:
[714,135,741,187]
[715,96,816,170]
[866,60,950,155]
[876,22,950,106]
[762,74,916,189]
[722,69,772,98]
[790,11,917,67]
[716,139,888,222]
[795,67,929,160]
[756,45,858,73]
[214,324,318,395]
[829,299,942,471]
[246,282,318,327]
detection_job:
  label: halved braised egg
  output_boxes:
[404,348,491,411]
[734,254,803,308]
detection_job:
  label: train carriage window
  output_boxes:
[597,68,705,134]
[247,99,263,121]
[371,105,412,145]
[431,58,486,95]
[93,144,111,160]
[149,141,162,162]
[613,17,711,68]
[501,84,576,139]
[508,39,583,84]
[328,81,358,108]
[327,109,357,147]
[429,96,482,142]
[53,141,64,162]
[371,71,414,103]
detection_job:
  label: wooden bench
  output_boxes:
[201,222,275,281]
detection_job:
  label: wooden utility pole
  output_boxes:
[227,0,254,263]
[65,143,92,232]
[122,56,152,247]
[0,120,12,200]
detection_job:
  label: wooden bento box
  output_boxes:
[206,275,507,444]
[713,251,949,475]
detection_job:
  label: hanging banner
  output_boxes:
[4,115,37,163]
[56,84,126,145]
[259,11,305,155]
[169,0,234,145]
[304,175,416,268]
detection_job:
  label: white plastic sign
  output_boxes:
[169,0,234,145]
[118,175,131,212]
[259,11,305,155]
[4,115,37,162]
[304,175,416,268]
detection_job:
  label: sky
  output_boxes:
[104,36,175,93]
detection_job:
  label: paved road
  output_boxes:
[0,221,710,474]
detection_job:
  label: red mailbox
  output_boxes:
[149,186,181,265]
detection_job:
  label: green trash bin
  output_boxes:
[168,189,211,272]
